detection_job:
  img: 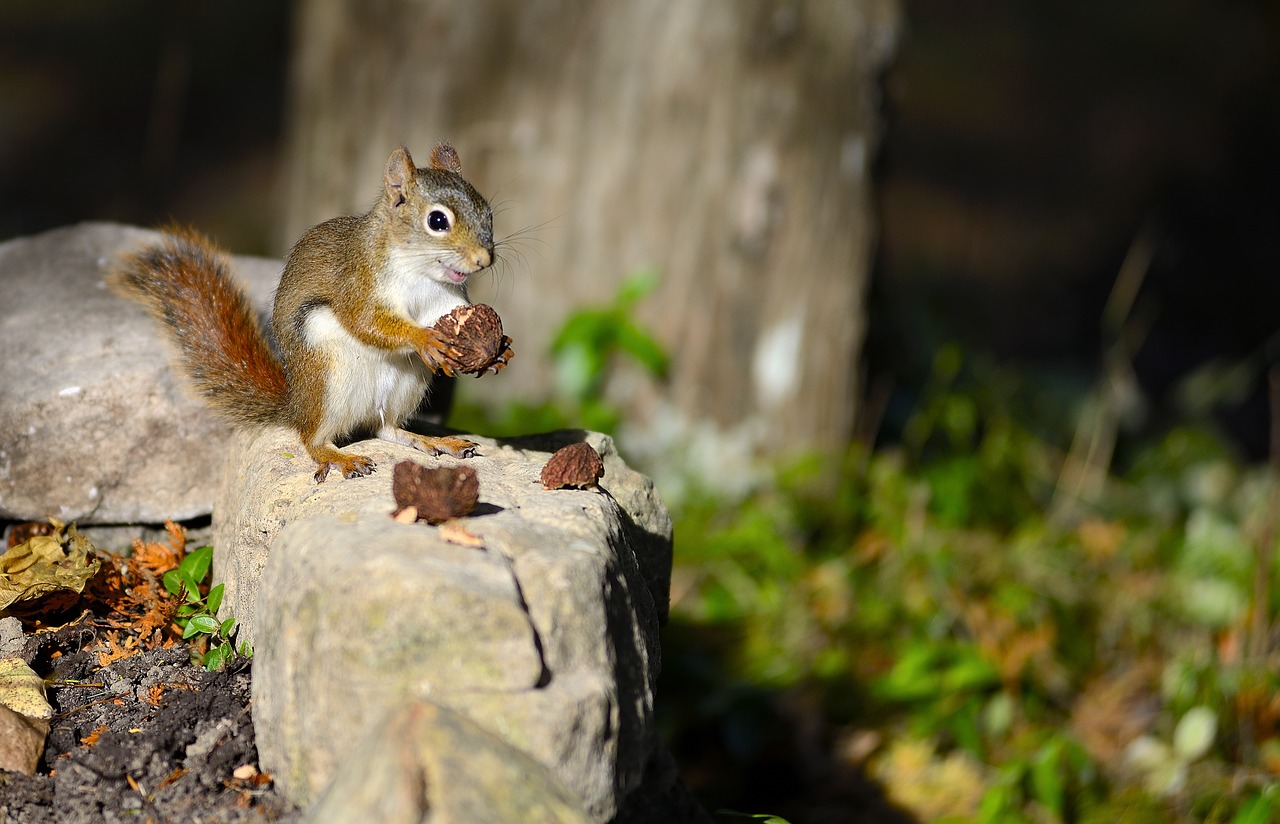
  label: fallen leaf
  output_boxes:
[157,767,185,789]
[80,724,108,747]
[0,657,52,719]
[438,520,485,548]
[0,522,101,618]
[5,521,55,551]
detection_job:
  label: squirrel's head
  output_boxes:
[382,144,494,285]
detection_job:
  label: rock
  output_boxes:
[305,698,592,824]
[0,222,280,523]
[0,704,48,776]
[0,617,25,658]
[214,426,672,821]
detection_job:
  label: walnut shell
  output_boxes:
[540,443,605,490]
[391,461,479,524]
[432,303,512,374]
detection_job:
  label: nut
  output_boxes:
[540,442,605,490]
[391,461,479,524]
[432,303,513,374]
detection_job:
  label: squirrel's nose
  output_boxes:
[471,247,492,270]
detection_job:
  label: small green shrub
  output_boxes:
[162,546,251,671]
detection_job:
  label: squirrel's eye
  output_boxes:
[427,210,451,233]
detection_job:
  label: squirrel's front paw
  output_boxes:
[484,336,514,374]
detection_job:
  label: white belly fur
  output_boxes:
[303,306,438,444]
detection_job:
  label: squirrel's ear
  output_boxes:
[384,147,415,204]
[429,143,463,174]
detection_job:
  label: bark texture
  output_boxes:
[282,0,898,454]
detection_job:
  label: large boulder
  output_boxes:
[0,222,279,523]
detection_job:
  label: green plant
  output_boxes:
[661,343,1280,823]
[453,268,667,438]
[162,546,251,671]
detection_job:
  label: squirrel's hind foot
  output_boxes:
[308,445,376,483]
[380,428,479,459]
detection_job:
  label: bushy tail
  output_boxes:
[109,227,288,428]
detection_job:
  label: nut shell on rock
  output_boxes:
[540,443,605,490]
[391,461,480,524]
[432,303,512,374]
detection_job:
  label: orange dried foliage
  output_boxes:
[156,767,185,790]
[81,520,191,664]
[80,724,109,747]
[1237,682,1280,747]
[144,683,167,706]
[1069,661,1161,767]
[96,630,140,667]
[962,599,1058,691]
[130,521,186,578]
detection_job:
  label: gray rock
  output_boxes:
[0,617,25,658]
[214,426,670,821]
[0,222,280,523]
[305,698,593,824]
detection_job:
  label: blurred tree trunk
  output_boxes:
[281,0,898,459]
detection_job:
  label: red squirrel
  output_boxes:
[110,143,512,482]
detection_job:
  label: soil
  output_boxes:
[0,622,299,824]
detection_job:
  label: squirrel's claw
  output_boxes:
[481,337,515,375]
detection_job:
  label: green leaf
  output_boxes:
[1232,795,1274,824]
[1030,739,1066,816]
[553,340,600,400]
[161,569,182,597]
[615,321,669,377]
[550,312,609,354]
[206,583,224,614]
[614,267,660,308]
[219,617,236,638]
[179,569,202,603]
[238,641,254,658]
[203,644,229,672]
[180,546,214,584]
[1173,706,1216,762]
[714,812,791,824]
[187,614,221,636]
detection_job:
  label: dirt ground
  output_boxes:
[0,622,299,824]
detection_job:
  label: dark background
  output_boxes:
[2,0,1278,450]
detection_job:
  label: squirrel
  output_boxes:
[109,143,512,482]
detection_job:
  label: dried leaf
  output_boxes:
[0,658,52,720]
[95,630,140,667]
[5,521,55,551]
[0,523,101,618]
[393,506,419,524]
[80,724,108,747]
[438,520,485,548]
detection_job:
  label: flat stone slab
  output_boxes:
[213,426,671,820]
